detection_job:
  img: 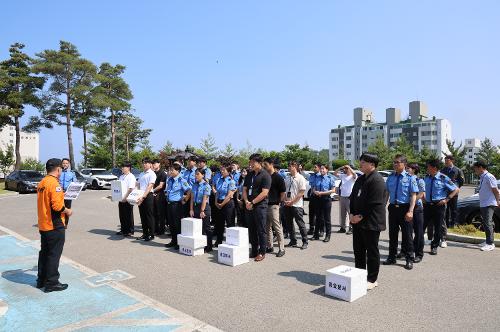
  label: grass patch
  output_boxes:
[448,224,500,240]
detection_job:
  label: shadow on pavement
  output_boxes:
[277,270,324,286]
[88,229,125,241]
[1,268,37,288]
[321,254,355,263]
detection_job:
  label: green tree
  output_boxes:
[331,159,351,170]
[416,145,439,169]
[20,158,44,171]
[366,136,391,169]
[116,113,151,162]
[199,133,218,159]
[0,43,45,169]
[476,138,498,165]
[30,41,97,169]
[444,139,466,168]
[391,136,417,162]
[0,145,15,177]
[93,63,132,167]
[221,143,236,158]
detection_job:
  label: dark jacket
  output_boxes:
[441,166,464,188]
[349,170,388,232]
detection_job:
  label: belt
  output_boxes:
[390,203,410,208]
[424,201,442,206]
[268,202,280,206]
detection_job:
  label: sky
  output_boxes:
[1,0,499,165]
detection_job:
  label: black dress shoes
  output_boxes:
[383,258,397,265]
[44,283,68,293]
[323,235,331,243]
[405,260,413,270]
[413,256,422,263]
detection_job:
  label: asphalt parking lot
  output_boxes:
[1,187,500,331]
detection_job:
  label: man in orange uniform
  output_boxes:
[36,158,73,292]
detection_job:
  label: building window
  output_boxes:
[346,136,352,140]
[346,144,351,148]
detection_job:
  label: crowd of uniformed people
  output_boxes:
[34,151,498,292]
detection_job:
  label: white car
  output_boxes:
[79,168,118,190]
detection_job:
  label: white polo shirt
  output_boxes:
[478,171,498,208]
[119,172,136,190]
[339,173,356,198]
[138,169,156,191]
[284,173,307,208]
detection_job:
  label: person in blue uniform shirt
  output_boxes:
[196,157,212,182]
[190,168,213,252]
[307,164,322,236]
[312,164,336,242]
[59,158,77,227]
[383,154,419,270]
[423,158,459,255]
[214,165,237,246]
[440,155,465,245]
[164,163,192,249]
[406,163,425,263]
[183,156,198,186]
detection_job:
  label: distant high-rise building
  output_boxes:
[329,101,452,165]
[0,125,39,175]
[463,138,481,165]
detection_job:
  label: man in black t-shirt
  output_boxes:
[152,159,167,235]
[263,157,286,257]
[243,154,272,262]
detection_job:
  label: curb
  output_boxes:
[447,232,500,246]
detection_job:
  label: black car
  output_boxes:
[4,170,45,194]
[456,181,500,232]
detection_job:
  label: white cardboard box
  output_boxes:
[177,234,207,249]
[225,227,249,247]
[126,189,144,205]
[217,244,249,267]
[179,246,204,256]
[181,218,203,237]
[111,180,128,202]
[325,265,367,302]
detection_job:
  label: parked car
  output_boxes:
[4,170,44,194]
[79,168,118,190]
[110,167,141,180]
[73,170,88,191]
[456,180,500,232]
[378,170,392,181]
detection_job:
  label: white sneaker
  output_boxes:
[480,244,495,252]
[478,241,487,247]
[440,241,448,248]
[367,281,378,290]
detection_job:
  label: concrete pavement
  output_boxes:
[1,188,500,331]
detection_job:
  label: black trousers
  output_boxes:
[413,205,424,258]
[445,195,458,227]
[194,204,213,250]
[314,198,332,237]
[352,226,380,283]
[308,196,320,232]
[424,204,446,249]
[167,201,183,245]
[236,201,247,227]
[37,228,65,286]
[138,193,155,238]
[64,199,72,226]
[284,206,308,243]
[209,194,218,226]
[118,201,134,234]
[215,200,235,243]
[388,204,414,260]
[154,193,167,234]
[247,204,267,255]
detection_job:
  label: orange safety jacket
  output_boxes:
[37,175,66,231]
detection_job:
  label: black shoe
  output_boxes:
[301,242,308,250]
[430,248,438,255]
[116,231,123,235]
[319,232,324,237]
[311,236,320,241]
[204,247,213,253]
[346,227,353,235]
[266,247,274,254]
[307,229,314,235]
[284,233,289,239]
[165,242,176,248]
[323,235,331,243]
[285,241,297,248]
[276,250,286,257]
[413,256,422,263]
[250,252,258,259]
[174,245,179,250]
[143,236,152,242]
[405,260,413,270]
[383,258,397,265]
[396,252,405,259]
[36,280,44,289]
[337,228,346,234]
[44,283,68,293]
